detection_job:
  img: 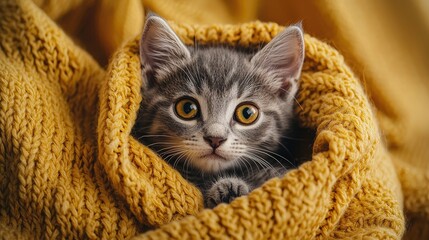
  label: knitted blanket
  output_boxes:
[0,0,404,239]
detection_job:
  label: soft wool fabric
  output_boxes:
[32,0,259,65]
[0,0,405,239]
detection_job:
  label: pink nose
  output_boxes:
[203,136,227,149]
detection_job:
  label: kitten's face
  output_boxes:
[137,16,304,173]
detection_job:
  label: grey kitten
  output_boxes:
[134,15,305,208]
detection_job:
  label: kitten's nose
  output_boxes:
[203,136,227,149]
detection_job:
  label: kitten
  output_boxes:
[134,15,305,208]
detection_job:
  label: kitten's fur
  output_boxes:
[134,15,305,208]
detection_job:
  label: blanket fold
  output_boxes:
[0,0,405,239]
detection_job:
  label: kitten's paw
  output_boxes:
[205,177,250,208]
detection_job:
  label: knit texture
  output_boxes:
[0,0,404,239]
[31,0,259,66]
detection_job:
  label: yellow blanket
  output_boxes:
[259,2,429,238]
[0,0,405,239]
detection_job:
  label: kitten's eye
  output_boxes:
[234,103,259,125]
[174,97,199,120]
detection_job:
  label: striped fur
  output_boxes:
[134,15,304,208]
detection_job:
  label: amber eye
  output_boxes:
[174,97,199,120]
[234,103,259,125]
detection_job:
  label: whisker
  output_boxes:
[262,138,294,158]
[293,96,304,111]
[247,152,274,170]
[247,146,295,169]
[137,134,173,138]
[236,155,252,176]
[145,140,180,148]
[173,152,187,169]
[279,135,306,141]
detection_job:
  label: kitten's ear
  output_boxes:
[251,25,305,93]
[140,15,190,79]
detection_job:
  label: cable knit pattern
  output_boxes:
[0,0,404,239]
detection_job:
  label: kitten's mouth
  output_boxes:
[201,151,227,161]
[193,150,235,172]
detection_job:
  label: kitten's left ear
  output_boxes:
[139,14,191,82]
[251,25,305,93]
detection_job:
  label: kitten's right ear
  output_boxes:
[140,15,190,80]
[251,25,304,96]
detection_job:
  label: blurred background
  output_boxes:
[34,0,429,238]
